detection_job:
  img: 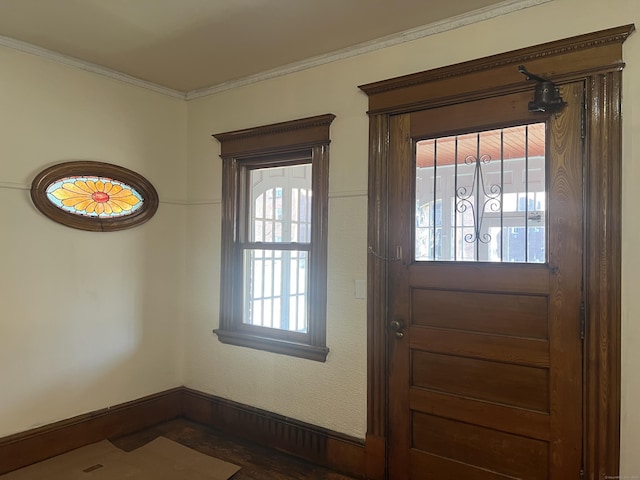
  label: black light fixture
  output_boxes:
[518,65,567,113]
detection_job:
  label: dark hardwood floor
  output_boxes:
[111,418,359,480]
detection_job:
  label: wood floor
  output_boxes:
[111,418,359,480]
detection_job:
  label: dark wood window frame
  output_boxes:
[213,114,335,362]
[359,25,634,480]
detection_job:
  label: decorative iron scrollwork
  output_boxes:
[455,153,502,244]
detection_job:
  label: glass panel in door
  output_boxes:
[415,123,546,262]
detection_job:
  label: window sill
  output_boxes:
[214,329,329,362]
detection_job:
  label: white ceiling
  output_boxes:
[0,0,546,96]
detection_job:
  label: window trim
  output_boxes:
[213,114,335,361]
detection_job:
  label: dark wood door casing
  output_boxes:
[359,24,634,480]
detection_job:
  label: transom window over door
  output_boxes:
[415,123,546,262]
[213,114,335,362]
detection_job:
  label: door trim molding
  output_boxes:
[359,24,634,480]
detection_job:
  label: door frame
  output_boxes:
[359,24,634,480]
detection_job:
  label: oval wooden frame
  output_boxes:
[31,161,159,232]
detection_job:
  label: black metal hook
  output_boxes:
[518,65,549,83]
[518,65,566,113]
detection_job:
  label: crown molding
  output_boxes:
[185,0,553,100]
[0,0,552,101]
[0,35,186,100]
[359,23,634,97]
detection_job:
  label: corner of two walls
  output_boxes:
[2,2,640,475]
[0,45,188,438]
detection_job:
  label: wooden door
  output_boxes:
[387,83,584,480]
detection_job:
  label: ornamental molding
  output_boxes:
[359,24,635,96]
[213,114,336,144]
[187,0,554,100]
[0,0,553,100]
[30,161,159,232]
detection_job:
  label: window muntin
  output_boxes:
[415,123,546,262]
[243,249,308,332]
[248,164,312,243]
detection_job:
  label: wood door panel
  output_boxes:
[409,90,542,139]
[411,289,548,339]
[410,450,521,480]
[408,263,549,294]
[411,351,549,411]
[410,389,551,441]
[412,413,549,480]
[410,327,550,366]
[387,83,584,479]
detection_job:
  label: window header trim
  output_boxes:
[213,113,335,158]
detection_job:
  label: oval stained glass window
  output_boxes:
[31,161,158,231]
[46,176,144,218]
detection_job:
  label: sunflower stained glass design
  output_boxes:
[46,176,143,217]
[31,161,158,231]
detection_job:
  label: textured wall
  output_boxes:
[184,1,640,476]
[0,46,187,437]
[184,76,370,435]
[0,0,638,475]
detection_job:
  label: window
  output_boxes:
[414,123,546,262]
[30,161,158,232]
[213,114,335,361]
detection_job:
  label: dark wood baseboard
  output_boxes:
[182,387,366,478]
[0,388,183,475]
[0,387,366,478]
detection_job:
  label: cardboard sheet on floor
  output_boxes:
[0,437,241,479]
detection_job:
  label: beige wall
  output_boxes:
[0,46,187,437]
[0,0,638,475]
[185,0,640,475]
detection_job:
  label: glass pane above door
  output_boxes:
[414,123,546,263]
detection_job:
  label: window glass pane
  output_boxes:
[249,164,312,243]
[243,249,308,333]
[46,175,144,218]
[415,123,546,263]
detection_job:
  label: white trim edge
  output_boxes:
[0,0,551,101]
[329,190,368,199]
[185,199,222,206]
[0,181,30,191]
[186,0,553,100]
[0,35,186,100]
[183,191,367,205]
